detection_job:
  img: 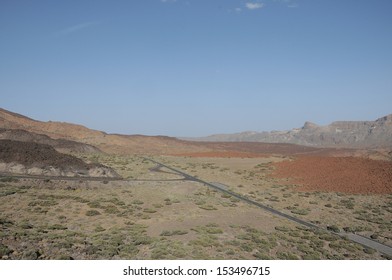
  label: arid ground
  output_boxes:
[1,144,391,260]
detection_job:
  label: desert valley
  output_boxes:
[0,107,391,260]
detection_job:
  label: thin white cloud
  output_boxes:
[161,0,177,3]
[58,21,99,35]
[235,7,242,12]
[245,2,265,10]
[287,3,298,8]
[274,0,298,8]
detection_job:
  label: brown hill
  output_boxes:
[0,108,208,155]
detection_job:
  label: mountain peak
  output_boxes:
[302,121,319,130]
[376,114,392,124]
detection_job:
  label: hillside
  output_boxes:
[0,108,209,155]
[0,128,101,154]
[0,140,119,177]
[190,114,392,148]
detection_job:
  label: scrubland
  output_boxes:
[1,154,391,260]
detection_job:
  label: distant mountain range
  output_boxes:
[186,114,392,148]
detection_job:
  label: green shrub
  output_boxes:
[88,201,102,208]
[28,200,58,207]
[48,224,67,230]
[153,204,163,208]
[343,227,355,233]
[104,205,120,214]
[319,234,339,241]
[132,200,144,205]
[275,226,290,232]
[276,251,299,260]
[291,209,309,215]
[205,227,223,234]
[327,225,340,233]
[86,210,101,216]
[199,205,217,210]
[0,177,19,183]
[160,230,188,236]
[363,248,376,254]
[143,208,157,214]
[94,226,106,232]
[0,244,12,257]
[22,250,41,260]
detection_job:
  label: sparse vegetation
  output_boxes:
[0,154,389,260]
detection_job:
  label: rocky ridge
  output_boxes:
[190,114,392,148]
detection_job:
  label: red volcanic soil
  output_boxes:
[183,141,325,155]
[172,141,350,158]
[272,156,392,194]
[174,151,267,158]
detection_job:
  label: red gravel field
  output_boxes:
[273,156,392,194]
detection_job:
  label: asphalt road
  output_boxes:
[0,172,123,182]
[143,157,392,258]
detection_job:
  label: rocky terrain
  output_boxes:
[0,140,119,178]
[190,114,392,148]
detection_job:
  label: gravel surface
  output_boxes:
[273,156,392,194]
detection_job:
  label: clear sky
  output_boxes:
[1,0,391,137]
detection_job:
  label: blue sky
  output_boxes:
[1,0,391,137]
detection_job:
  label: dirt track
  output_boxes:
[272,156,392,194]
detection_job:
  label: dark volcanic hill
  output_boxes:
[189,114,392,148]
[0,128,101,154]
[0,139,119,178]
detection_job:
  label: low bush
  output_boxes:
[86,210,101,216]
[160,230,188,236]
[199,205,217,210]
[0,244,12,258]
[327,225,340,233]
